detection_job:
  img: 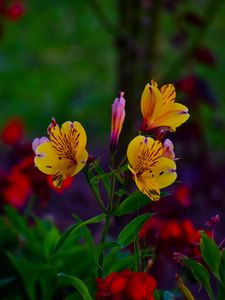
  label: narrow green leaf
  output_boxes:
[115,191,152,216]
[57,273,93,300]
[53,214,105,255]
[118,213,151,247]
[7,253,47,300]
[200,231,221,277]
[183,258,214,300]
[103,246,123,273]
[95,241,121,262]
[109,255,136,273]
[219,249,225,286]
[176,275,195,300]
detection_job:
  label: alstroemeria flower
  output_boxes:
[127,135,177,201]
[33,119,88,188]
[140,80,190,132]
[110,92,125,152]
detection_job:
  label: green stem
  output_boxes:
[113,175,130,210]
[134,235,140,272]
[108,153,116,212]
[97,153,117,277]
[97,215,110,277]
[83,169,106,213]
[117,155,127,169]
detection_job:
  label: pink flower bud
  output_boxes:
[110,92,126,152]
[163,139,176,160]
[211,214,220,224]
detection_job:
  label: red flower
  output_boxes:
[175,184,191,207]
[5,1,25,21]
[160,220,181,241]
[2,169,31,208]
[96,269,156,300]
[1,118,24,146]
[12,154,51,206]
[139,217,211,259]
[124,272,156,300]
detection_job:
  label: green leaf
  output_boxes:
[118,213,151,247]
[219,249,225,286]
[153,289,162,300]
[57,273,93,300]
[53,214,105,255]
[7,253,47,300]
[90,165,128,186]
[95,241,121,262]
[200,231,221,278]
[183,258,215,300]
[114,191,153,216]
[72,214,95,250]
[218,280,225,300]
[4,205,29,235]
[176,275,195,300]
[109,255,136,273]
[103,246,123,273]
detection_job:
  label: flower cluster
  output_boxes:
[139,216,211,259]
[96,269,156,300]
[33,80,189,202]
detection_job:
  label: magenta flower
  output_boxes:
[110,92,126,152]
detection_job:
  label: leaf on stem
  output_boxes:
[108,255,136,273]
[114,191,152,216]
[57,273,93,300]
[53,214,105,256]
[183,258,215,300]
[118,213,152,247]
[200,231,221,278]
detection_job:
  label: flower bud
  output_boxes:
[163,139,176,160]
[110,92,125,153]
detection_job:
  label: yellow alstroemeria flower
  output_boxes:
[33,119,88,188]
[127,135,177,201]
[140,80,190,132]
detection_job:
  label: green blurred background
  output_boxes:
[0,0,116,142]
[1,0,225,149]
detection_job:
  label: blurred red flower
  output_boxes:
[96,269,156,300]
[5,1,25,20]
[1,118,24,146]
[139,217,210,258]
[1,169,31,208]
[175,184,191,207]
